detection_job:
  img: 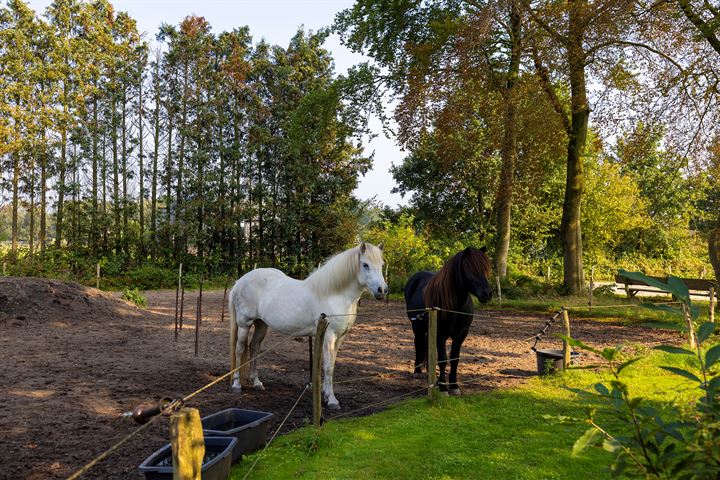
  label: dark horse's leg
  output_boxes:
[448,327,470,395]
[437,335,449,393]
[411,314,428,377]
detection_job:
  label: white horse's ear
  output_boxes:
[360,242,367,254]
[377,242,384,251]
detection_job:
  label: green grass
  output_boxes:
[230,348,705,480]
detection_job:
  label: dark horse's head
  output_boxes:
[424,246,493,308]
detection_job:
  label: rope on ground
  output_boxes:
[241,384,310,480]
[65,336,298,480]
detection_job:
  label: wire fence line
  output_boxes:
[64,335,299,480]
[241,384,310,480]
[67,295,673,478]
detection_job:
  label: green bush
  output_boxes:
[121,288,147,307]
[125,264,178,290]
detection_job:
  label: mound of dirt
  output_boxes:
[0,276,143,325]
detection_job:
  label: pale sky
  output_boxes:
[26,0,407,207]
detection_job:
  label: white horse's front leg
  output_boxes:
[322,330,341,410]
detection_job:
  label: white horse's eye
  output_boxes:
[363,263,369,269]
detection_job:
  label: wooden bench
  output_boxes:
[614,274,717,300]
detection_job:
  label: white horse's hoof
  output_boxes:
[327,402,341,411]
[252,380,265,391]
[448,388,461,396]
[231,385,242,393]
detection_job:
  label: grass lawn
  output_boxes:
[230,347,703,480]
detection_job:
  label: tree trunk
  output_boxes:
[11,150,20,257]
[91,95,99,254]
[40,129,47,254]
[121,81,128,254]
[710,220,720,285]
[138,68,145,259]
[493,0,521,277]
[56,125,67,249]
[112,89,121,254]
[151,60,161,260]
[561,0,588,294]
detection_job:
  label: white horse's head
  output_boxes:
[358,242,388,300]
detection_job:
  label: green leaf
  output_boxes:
[659,366,701,383]
[617,357,642,374]
[705,344,720,368]
[594,383,610,396]
[667,276,690,302]
[697,322,716,344]
[557,334,601,356]
[653,345,695,356]
[602,437,622,453]
[573,428,602,456]
[705,376,720,395]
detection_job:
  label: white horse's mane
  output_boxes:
[305,243,382,296]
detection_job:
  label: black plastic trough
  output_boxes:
[535,349,580,375]
[138,436,236,480]
[201,408,274,464]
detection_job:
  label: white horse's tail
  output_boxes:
[228,293,249,386]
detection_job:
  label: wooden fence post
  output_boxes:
[313,315,329,428]
[96,263,100,289]
[385,261,390,305]
[174,263,183,340]
[427,309,440,403]
[561,310,571,368]
[709,286,716,324]
[495,276,502,306]
[2,262,6,276]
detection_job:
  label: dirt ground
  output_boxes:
[0,277,680,480]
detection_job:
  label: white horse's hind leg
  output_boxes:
[322,331,341,410]
[249,319,268,390]
[231,323,251,393]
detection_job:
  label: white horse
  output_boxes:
[229,242,387,410]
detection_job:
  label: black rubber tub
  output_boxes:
[138,436,237,480]
[535,349,580,374]
[201,408,274,463]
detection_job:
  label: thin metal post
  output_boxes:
[709,286,715,323]
[220,276,230,323]
[427,309,440,402]
[561,310,571,368]
[313,315,329,428]
[174,263,182,340]
[588,267,594,311]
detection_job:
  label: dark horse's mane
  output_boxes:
[423,248,492,311]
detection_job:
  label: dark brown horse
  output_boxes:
[404,247,493,394]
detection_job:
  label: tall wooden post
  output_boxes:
[195,278,203,356]
[561,309,571,368]
[96,263,100,289]
[495,276,502,306]
[174,263,183,340]
[427,309,440,402]
[313,315,329,428]
[2,262,6,276]
[385,261,390,305]
[709,286,715,323]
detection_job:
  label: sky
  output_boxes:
[26,0,408,207]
